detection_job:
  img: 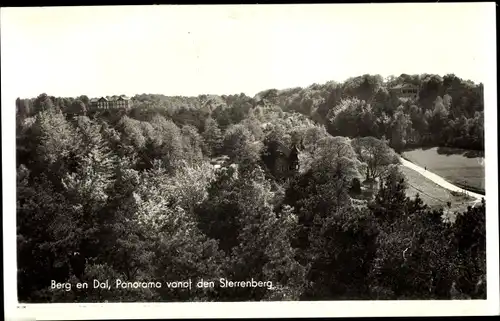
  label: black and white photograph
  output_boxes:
[2,3,499,319]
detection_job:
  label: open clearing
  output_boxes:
[402,147,484,194]
[400,165,474,218]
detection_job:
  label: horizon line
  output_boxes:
[15,72,484,100]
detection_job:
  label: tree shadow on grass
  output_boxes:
[437,147,484,158]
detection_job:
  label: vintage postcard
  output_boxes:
[2,3,498,320]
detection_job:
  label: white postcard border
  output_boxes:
[2,3,498,320]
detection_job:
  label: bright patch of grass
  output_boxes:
[401,166,474,216]
[402,147,484,194]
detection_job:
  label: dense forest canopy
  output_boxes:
[16,73,484,153]
[16,73,485,302]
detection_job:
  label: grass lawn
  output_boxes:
[402,147,485,194]
[401,166,474,220]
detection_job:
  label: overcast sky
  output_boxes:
[0,3,495,99]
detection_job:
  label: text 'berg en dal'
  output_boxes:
[50,278,275,291]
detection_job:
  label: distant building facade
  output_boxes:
[389,84,419,99]
[90,95,131,110]
[262,142,300,179]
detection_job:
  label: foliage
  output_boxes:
[351,136,398,182]
[16,73,485,302]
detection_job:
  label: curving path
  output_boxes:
[399,157,485,205]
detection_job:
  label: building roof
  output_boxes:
[276,144,291,156]
[92,95,130,102]
[275,143,300,158]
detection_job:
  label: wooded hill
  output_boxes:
[15,73,485,302]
